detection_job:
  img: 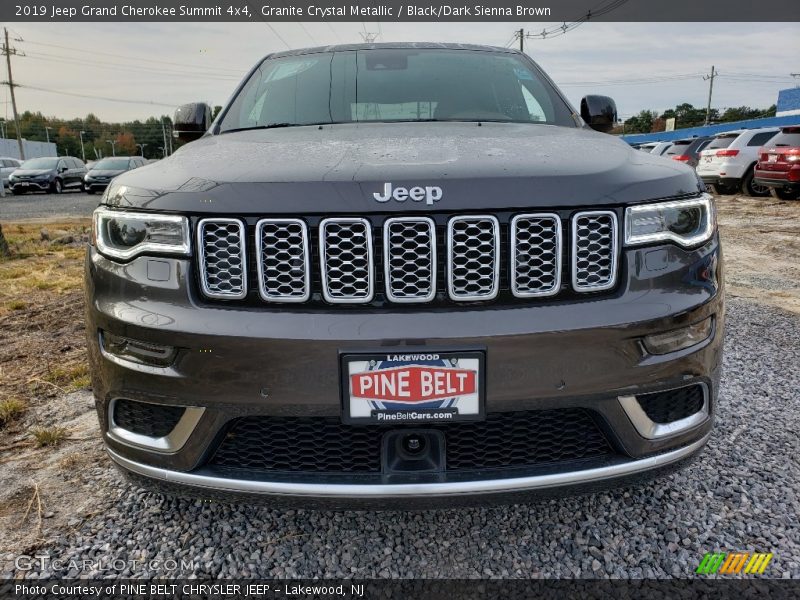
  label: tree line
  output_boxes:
[3,110,182,160]
[613,103,777,135]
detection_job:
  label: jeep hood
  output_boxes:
[105,122,703,214]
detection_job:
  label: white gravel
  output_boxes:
[4,298,799,579]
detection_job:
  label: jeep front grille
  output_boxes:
[255,218,310,302]
[511,213,562,297]
[196,211,620,305]
[198,218,247,299]
[384,217,436,303]
[447,215,500,301]
[319,218,374,303]
[571,211,618,292]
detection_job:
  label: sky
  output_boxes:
[3,21,798,124]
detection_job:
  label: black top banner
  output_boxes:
[3,0,799,22]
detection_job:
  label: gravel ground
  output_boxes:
[0,191,99,220]
[3,298,798,579]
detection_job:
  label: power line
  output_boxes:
[19,38,242,74]
[23,51,240,81]
[523,0,631,42]
[15,83,176,107]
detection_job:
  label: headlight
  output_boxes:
[624,195,715,248]
[93,208,190,260]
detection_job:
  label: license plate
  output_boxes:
[768,154,778,163]
[341,350,485,424]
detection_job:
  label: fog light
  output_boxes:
[101,331,177,367]
[643,317,713,355]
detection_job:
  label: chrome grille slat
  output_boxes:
[447,215,500,301]
[255,218,310,303]
[198,218,247,299]
[319,218,374,303]
[384,217,436,303]
[571,210,618,292]
[511,213,562,298]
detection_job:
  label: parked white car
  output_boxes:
[0,157,22,192]
[697,128,779,196]
[649,141,673,156]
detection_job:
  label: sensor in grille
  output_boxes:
[112,399,185,438]
[198,218,247,299]
[571,210,618,292]
[511,213,562,297]
[255,218,310,302]
[319,218,374,303]
[383,217,436,303]
[447,215,500,301]
[636,385,706,424]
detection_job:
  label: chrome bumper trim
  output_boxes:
[108,399,205,454]
[107,433,709,498]
[618,383,709,440]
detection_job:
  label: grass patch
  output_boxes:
[31,426,68,447]
[0,398,26,427]
[7,299,26,310]
[43,363,91,391]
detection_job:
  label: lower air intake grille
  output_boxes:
[198,218,247,299]
[208,409,613,474]
[636,385,706,424]
[112,399,185,438]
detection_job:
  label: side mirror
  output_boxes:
[59,166,69,173]
[580,95,617,133]
[173,102,212,143]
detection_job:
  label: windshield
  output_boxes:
[93,158,131,170]
[219,49,576,132]
[21,158,59,170]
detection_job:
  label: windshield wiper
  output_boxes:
[220,123,300,134]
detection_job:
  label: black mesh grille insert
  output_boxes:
[636,385,705,424]
[113,399,185,438]
[209,409,613,474]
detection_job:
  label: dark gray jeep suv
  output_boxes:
[85,44,723,507]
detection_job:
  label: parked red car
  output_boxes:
[754,126,800,200]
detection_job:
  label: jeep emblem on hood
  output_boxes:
[373,183,442,206]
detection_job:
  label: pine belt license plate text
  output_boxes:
[341,351,485,424]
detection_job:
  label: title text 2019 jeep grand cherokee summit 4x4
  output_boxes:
[85,44,723,508]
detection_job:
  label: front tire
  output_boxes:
[770,187,800,200]
[85,188,95,195]
[50,179,63,194]
[742,171,770,197]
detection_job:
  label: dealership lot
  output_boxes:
[1,195,799,578]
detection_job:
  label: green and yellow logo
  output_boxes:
[696,552,773,575]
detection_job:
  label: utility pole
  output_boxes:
[79,131,86,162]
[3,28,25,160]
[161,118,168,157]
[136,143,146,157]
[703,65,717,126]
[518,28,524,52]
[0,119,5,139]
[107,139,116,156]
[45,126,52,144]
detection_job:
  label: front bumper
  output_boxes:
[85,235,724,506]
[10,180,50,191]
[85,180,110,191]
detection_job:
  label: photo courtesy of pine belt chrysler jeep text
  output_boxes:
[85,43,724,508]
